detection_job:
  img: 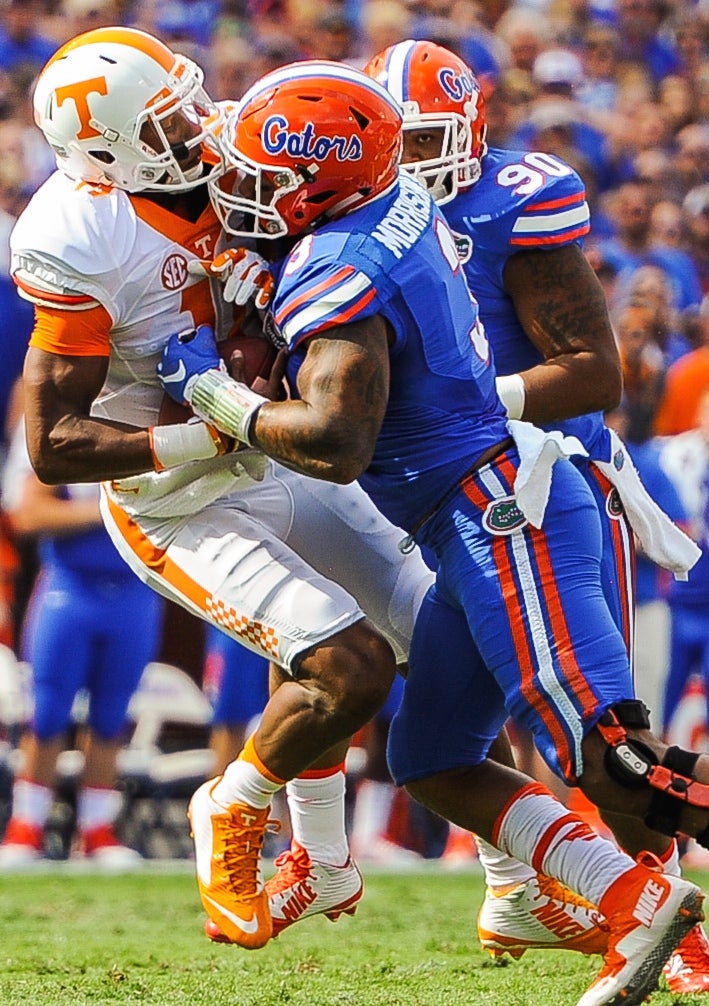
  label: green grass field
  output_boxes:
[1,864,708,1006]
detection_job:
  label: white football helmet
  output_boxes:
[32,26,225,192]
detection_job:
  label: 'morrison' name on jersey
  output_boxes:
[370,173,431,259]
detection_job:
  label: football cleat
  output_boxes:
[205,841,363,943]
[267,842,364,936]
[78,824,143,868]
[663,922,709,994]
[478,874,610,959]
[0,819,43,866]
[188,778,277,950]
[576,866,704,1006]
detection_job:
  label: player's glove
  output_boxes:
[189,248,274,310]
[157,324,225,406]
[158,325,268,447]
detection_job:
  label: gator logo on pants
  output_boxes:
[483,496,528,535]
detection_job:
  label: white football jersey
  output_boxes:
[11,170,232,429]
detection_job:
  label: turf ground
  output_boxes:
[1,864,708,1006]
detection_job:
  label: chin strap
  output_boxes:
[596,701,709,847]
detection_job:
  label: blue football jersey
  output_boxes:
[444,147,611,462]
[272,172,509,531]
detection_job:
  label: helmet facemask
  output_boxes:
[400,104,485,206]
[209,153,305,239]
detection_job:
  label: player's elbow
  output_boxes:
[28,445,70,486]
[321,449,371,484]
[321,438,374,484]
[597,357,623,412]
[30,461,64,486]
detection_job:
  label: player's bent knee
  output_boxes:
[588,700,709,845]
[299,621,396,731]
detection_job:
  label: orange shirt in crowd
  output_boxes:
[653,346,709,435]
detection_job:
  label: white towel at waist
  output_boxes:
[593,428,700,580]
[507,419,587,528]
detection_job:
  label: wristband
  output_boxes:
[495,373,526,420]
[149,421,224,472]
[188,368,268,446]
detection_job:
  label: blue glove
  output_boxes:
[158,324,224,405]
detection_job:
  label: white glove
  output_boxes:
[189,248,274,310]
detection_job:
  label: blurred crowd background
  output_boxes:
[2,0,709,866]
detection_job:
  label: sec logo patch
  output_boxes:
[161,253,189,290]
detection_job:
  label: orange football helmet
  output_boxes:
[33,26,225,192]
[209,61,403,239]
[364,40,487,205]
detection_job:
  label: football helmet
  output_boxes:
[209,61,403,239]
[33,26,225,192]
[364,40,487,205]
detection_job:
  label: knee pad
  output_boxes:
[596,701,709,846]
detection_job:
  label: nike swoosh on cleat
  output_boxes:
[203,894,260,934]
[161,361,187,384]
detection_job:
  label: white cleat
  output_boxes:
[266,842,364,936]
[478,874,609,959]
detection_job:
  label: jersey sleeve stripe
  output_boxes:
[511,204,590,236]
[274,264,356,327]
[510,223,590,247]
[526,192,586,212]
[281,273,375,341]
[513,204,589,233]
[14,275,98,308]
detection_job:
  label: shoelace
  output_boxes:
[536,875,610,929]
[268,844,313,895]
[635,849,666,873]
[219,814,281,899]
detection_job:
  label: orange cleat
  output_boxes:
[664,922,709,994]
[188,778,277,950]
[577,865,704,1006]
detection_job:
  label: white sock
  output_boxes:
[475,835,536,888]
[11,779,53,828]
[286,770,349,866]
[213,736,283,810]
[77,787,122,832]
[658,838,681,877]
[494,783,637,907]
[351,779,394,848]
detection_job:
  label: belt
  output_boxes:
[399,436,515,553]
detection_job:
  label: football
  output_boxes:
[158,333,278,425]
[219,334,278,384]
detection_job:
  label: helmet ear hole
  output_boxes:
[90,150,115,164]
